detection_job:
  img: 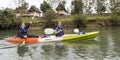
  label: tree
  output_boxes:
[112,2,120,14]
[44,9,56,28]
[71,0,83,14]
[40,1,51,13]
[44,9,56,21]
[0,9,21,29]
[15,0,29,14]
[97,0,103,14]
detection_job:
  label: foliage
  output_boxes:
[15,0,29,13]
[97,0,106,14]
[40,1,51,13]
[0,9,21,29]
[44,20,55,28]
[71,0,83,14]
[44,9,57,21]
[112,2,120,14]
[72,14,87,28]
[44,9,56,28]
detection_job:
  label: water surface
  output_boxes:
[0,27,120,60]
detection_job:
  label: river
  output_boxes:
[0,27,120,60]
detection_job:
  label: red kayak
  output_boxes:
[6,37,38,43]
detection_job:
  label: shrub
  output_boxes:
[0,9,21,29]
[44,20,55,28]
[72,14,87,28]
[108,14,120,26]
[44,9,57,21]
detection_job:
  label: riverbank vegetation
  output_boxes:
[0,0,120,29]
[0,9,21,29]
[20,13,120,28]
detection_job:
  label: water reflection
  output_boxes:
[40,43,68,60]
[96,27,120,60]
[0,27,120,60]
[17,45,28,57]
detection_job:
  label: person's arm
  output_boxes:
[25,22,32,30]
[54,26,62,34]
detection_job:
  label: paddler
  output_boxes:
[17,22,39,38]
[54,21,64,37]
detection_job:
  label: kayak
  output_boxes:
[6,31,99,43]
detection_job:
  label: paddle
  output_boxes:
[73,28,79,33]
[44,28,55,35]
[73,28,86,35]
[44,28,80,35]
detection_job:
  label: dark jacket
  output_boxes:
[17,23,30,37]
[55,25,64,37]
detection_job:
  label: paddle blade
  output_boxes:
[32,16,35,20]
[44,28,55,34]
[73,29,79,33]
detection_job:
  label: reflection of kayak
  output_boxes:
[6,31,99,43]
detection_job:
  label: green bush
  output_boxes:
[44,20,55,28]
[0,9,21,29]
[44,9,57,21]
[72,14,87,28]
[108,14,120,26]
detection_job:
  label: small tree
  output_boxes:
[112,2,120,14]
[40,1,51,13]
[15,0,29,14]
[71,0,83,14]
[44,9,56,28]
[44,9,56,20]
[72,14,86,28]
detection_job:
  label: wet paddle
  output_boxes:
[44,28,80,35]
[73,28,79,33]
[44,28,55,35]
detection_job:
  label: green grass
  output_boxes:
[54,16,73,21]
[21,17,42,23]
[85,15,111,21]
[21,14,120,23]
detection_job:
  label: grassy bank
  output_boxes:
[22,14,120,28]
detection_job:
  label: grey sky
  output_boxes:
[0,0,72,14]
[0,0,44,9]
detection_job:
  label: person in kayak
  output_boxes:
[54,21,64,37]
[17,22,39,38]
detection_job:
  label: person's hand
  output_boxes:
[30,22,32,24]
[59,30,62,31]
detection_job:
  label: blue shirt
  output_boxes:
[55,25,64,37]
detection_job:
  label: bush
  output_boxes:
[44,20,55,28]
[108,14,120,26]
[72,14,87,28]
[44,9,57,21]
[0,9,21,29]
